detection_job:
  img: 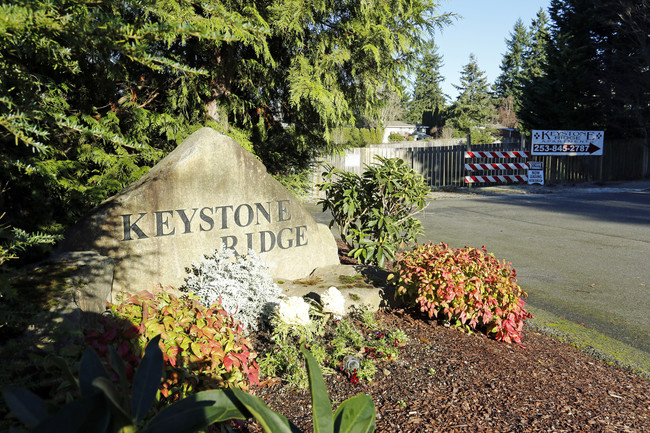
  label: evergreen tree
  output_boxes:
[446,54,496,139]
[494,19,530,109]
[518,0,649,146]
[519,0,601,131]
[0,0,452,244]
[522,9,551,83]
[0,0,270,234]
[406,40,447,128]
[592,0,649,140]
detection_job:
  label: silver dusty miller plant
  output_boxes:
[181,246,283,331]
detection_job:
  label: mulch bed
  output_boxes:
[241,241,650,432]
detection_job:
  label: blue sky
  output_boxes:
[432,0,551,100]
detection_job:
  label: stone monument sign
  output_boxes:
[59,128,339,293]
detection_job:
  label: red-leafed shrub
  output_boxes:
[85,288,259,402]
[389,243,533,344]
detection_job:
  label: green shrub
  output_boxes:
[318,156,429,267]
[469,127,498,144]
[273,169,312,199]
[389,243,533,344]
[0,216,61,316]
[85,289,259,403]
[387,132,404,142]
[258,292,408,389]
[333,126,383,147]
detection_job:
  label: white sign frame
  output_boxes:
[531,130,604,156]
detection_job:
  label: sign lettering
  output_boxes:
[531,130,604,156]
[120,199,304,256]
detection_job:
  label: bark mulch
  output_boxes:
[241,241,650,432]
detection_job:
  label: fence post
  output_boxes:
[466,134,471,188]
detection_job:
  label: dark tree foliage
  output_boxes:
[522,9,551,84]
[0,0,451,244]
[406,40,447,129]
[518,0,649,145]
[446,54,496,139]
[494,19,530,109]
[0,0,268,234]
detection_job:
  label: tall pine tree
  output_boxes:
[446,54,496,139]
[515,9,551,130]
[406,40,447,130]
[592,0,650,141]
[518,0,648,147]
[522,9,551,83]
[494,18,530,109]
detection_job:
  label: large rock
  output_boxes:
[59,128,339,293]
[20,251,114,348]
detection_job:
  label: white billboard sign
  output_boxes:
[532,130,604,156]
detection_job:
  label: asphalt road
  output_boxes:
[419,187,650,354]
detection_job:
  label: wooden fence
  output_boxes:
[311,137,648,193]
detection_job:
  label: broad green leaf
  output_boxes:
[36,393,111,433]
[79,347,110,397]
[300,346,333,433]
[231,388,299,433]
[92,377,131,423]
[333,394,376,433]
[2,386,47,428]
[108,346,130,411]
[143,390,248,433]
[132,335,163,422]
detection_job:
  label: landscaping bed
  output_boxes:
[241,240,650,432]
[2,241,648,433]
[246,308,650,432]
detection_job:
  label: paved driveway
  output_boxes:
[419,185,650,354]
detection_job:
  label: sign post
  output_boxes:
[531,130,604,156]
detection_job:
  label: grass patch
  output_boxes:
[527,306,650,380]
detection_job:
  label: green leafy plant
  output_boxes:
[2,335,249,433]
[389,243,533,344]
[231,346,377,433]
[86,289,259,403]
[334,127,383,147]
[318,156,429,267]
[388,133,404,143]
[3,338,375,433]
[273,169,313,200]
[259,297,407,389]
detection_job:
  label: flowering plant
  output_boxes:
[277,296,312,327]
[321,286,346,318]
